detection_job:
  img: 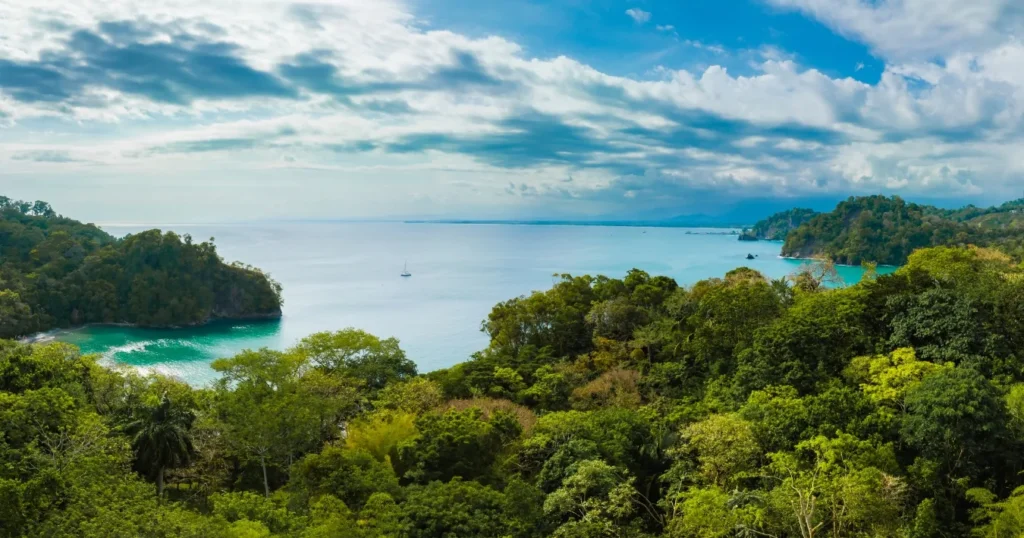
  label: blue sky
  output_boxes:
[417,0,883,82]
[1,0,1023,223]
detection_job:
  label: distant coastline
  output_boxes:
[404,219,749,230]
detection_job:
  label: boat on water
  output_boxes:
[401,262,412,277]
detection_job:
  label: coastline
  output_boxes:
[776,254,900,268]
[17,312,283,345]
[404,219,750,230]
[738,238,900,268]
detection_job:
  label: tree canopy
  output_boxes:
[0,196,282,338]
[775,195,1024,265]
[3,213,1024,536]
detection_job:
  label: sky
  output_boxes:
[2,0,1024,223]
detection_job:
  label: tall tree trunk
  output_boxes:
[260,455,270,497]
[157,466,165,498]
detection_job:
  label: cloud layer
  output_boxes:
[2,0,1023,221]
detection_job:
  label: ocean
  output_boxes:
[49,222,891,385]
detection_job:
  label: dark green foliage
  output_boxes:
[397,408,519,484]
[290,445,401,509]
[483,274,597,359]
[901,368,1013,482]
[0,197,281,337]
[734,288,867,395]
[124,395,196,497]
[781,195,1024,264]
[398,478,512,538]
[887,287,1001,366]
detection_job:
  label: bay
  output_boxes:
[49,222,893,385]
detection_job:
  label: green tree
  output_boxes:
[665,486,765,538]
[372,377,444,413]
[345,410,418,462]
[213,349,348,496]
[682,413,759,488]
[398,478,510,538]
[291,329,416,391]
[967,487,1024,538]
[290,445,400,509]
[767,434,904,538]
[845,347,950,410]
[735,288,867,395]
[124,394,196,497]
[686,273,782,377]
[397,408,519,483]
[901,367,1014,497]
[0,290,33,339]
[543,459,654,537]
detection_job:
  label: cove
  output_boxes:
[52,222,895,385]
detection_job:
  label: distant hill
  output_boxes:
[775,195,1024,265]
[0,196,282,338]
[738,207,819,241]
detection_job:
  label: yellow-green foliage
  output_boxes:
[683,413,759,487]
[967,487,1024,537]
[846,347,951,408]
[345,411,418,462]
[372,377,445,414]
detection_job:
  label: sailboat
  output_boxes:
[401,262,412,277]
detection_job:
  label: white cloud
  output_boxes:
[0,0,1023,221]
[625,8,652,24]
[762,0,1022,61]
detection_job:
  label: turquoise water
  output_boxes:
[49,223,893,385]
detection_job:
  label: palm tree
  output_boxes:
[125,394,196,498]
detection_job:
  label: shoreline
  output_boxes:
[404,220,749,230]
[776,255,900,268]
[17,312,282,344]
[738,238,900,268]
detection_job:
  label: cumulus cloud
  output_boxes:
[0,0,1022,220]
[762,0,1023,61]
[625,9,652,24]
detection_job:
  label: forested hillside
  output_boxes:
[4,245,1024,537]
[778,195,1024,265]
[0,196,282,338]
[738,207,818,241]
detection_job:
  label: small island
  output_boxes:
[0,197,282,339]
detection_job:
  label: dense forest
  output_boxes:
[4,243,1024,537]
[771,195,1024,265]
[0,197,282,338]
[738,208,819,241]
